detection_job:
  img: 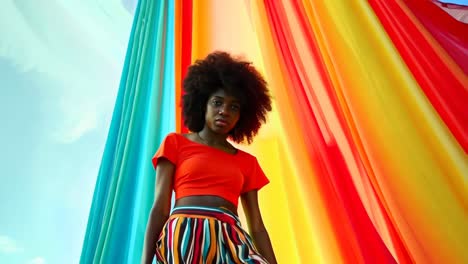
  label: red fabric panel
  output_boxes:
[369,0,468,152]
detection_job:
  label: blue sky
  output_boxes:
[439,0,468,4]
[0,1,136,263]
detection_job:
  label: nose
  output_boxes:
[218,104,229,116]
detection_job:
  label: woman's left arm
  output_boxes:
[241,190,278,264]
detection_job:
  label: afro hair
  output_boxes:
[182,51,272,144]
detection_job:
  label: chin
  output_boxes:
[214,129,230,135]
[210,126,231,135]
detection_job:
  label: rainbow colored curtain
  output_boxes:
[81,0,467,263]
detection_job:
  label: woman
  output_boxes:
[142,51,278,264]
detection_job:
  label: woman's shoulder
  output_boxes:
[163,132,195,145]
[164,132,187,139]
[167,132,195,141]
[235,148,257,162]
[158,132,182,146]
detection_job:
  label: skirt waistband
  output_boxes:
[170,206,240,226]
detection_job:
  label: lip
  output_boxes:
[215,118,229,126]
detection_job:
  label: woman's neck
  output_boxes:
[197,129,229,147]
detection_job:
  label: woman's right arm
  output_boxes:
[141,158,175,264]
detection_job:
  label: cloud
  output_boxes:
[0,235,23,254]
[53,105,99,144]
[27,257,46,264]
[0,1,133,74]
[1,1,130,145]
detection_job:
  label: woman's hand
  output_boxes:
[241,190,278,264]
[141,158,175,264]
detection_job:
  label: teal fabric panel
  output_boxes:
[80,0,175,263]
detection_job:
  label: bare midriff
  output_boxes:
[174,195,238,216]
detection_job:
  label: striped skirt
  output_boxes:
[155,206,269,264]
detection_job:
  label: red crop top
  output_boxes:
[151,133,269,207]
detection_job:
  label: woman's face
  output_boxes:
[204,89,241,134]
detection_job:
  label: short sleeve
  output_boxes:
[241,157,270,193]
[152,133,178,169]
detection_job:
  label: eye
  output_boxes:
[212,99,222,107]
[230,105,240,112]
